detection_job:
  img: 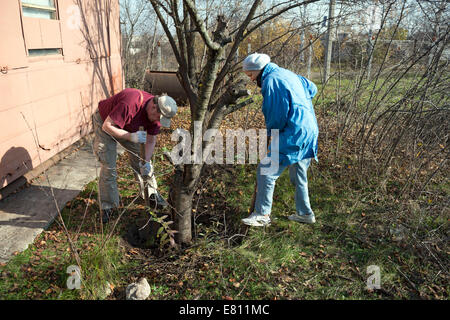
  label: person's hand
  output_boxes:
[130,131,147,143]
[139,161,152,176]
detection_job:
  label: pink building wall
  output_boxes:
[0,0,123,190]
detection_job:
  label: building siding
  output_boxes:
[0,0,123,189]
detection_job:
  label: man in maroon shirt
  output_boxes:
[92,88,178,223]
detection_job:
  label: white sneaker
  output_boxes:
[241,212,271,227]
[288,213,316,224]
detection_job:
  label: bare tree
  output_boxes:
[121,0,161,88]
[148,0,321,244]
[314,0,449,199]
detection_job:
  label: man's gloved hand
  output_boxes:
[139,161,152,176]
[130,131,147,144]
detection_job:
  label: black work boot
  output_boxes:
[101,208,116,223]
[148,192,169,209]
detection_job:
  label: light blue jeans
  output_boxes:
[254,158,314,216]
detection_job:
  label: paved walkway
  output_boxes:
[0,141,120,264]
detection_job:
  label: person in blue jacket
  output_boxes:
[241,53,319,227]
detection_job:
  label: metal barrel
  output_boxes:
[144,70,187,105]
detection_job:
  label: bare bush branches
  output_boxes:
[319,0,449,198]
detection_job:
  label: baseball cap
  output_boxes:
[157,95,178,128]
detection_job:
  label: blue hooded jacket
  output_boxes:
[260,63,319,166]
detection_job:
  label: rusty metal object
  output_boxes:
[144,70,187,105]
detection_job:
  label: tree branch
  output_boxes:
[224,97,254,116]
[212,0,262,93]
[191,15,230,122]
[184,2,196,82]
[246,0,320,36]
[149,0,182,65]
[183,0,220,51]
[149,0,198,106]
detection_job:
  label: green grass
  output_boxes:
[1,83,448,300]
[0,164,445,300]
[158,159,447,300]
[2,137,446,300]
[314,74,422,114]
[0,233,80,300]
[0,228,131,299]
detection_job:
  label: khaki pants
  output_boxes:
[92,111,157,210]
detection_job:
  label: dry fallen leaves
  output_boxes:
[129,249,139,255]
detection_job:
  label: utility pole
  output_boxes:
[157,41,162,70]
[323,0,336,83]
[300,32,305,63]
[299,4,307,63]
[307,35,313,79]
[428,2,445,67]
[366,1,378,80]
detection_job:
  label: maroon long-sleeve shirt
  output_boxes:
[98,88,161,135]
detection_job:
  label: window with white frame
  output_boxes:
[20,0,62,57]
[21,0,57,20]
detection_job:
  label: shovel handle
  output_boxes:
[139,126,146,162]
[139,126,150,206]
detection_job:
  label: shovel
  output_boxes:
[139,126,150,208]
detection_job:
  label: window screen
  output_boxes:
[28,48,62,56]
[21,0,57,20]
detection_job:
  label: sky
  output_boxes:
[119,0,441,37]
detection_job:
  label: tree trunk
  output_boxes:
[170,164,202,244]
[174,187,195,244]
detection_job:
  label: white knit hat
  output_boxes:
[242,53,271,71]
[157,95,177,128]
